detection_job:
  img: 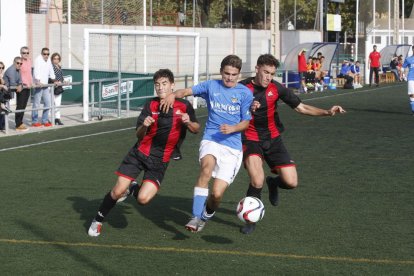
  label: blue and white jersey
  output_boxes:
[350,64,360,74]
[192,80,253,150]
[402,56,414,81]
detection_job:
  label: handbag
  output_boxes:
[49,78,64,95]
[53,86,64,95]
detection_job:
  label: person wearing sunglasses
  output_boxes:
[2,57,24,131]
[12,46,33,131]
[32,47,55,127]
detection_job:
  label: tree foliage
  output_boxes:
[56,0,414,36]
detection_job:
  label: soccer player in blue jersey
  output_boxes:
[402,46,414,115]
[161,55,254,232]
[88,69,200,237]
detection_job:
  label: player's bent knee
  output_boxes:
[110,189,125,200]
[137,195,151,205]
[283,178,298,189]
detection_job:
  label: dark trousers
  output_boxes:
[369,67,380,85]
[0,114,4,130]
[15,88,31,127]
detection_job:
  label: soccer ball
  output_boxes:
[236,196,265,223]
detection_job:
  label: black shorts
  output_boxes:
[243,137,295,173]
[116,146,169,188]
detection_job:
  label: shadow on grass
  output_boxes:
[67,196,131,234]
[345,107,411,116]
[16,219,113,275]
[68,194,240,242]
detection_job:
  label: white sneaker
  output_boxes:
[88,219,102,237]
[185,217,206,232]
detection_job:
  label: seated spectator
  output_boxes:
[305,57,315,88]
[337,60,354,89]
[389,55,399,81]
[350,60,362,88]
[313,58,324,91]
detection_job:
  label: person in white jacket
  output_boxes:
[32,47,55,127]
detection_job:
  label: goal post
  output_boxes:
[83,29,200,122]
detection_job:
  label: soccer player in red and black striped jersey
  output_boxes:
[88,69,200,237]
[239,54,346,234]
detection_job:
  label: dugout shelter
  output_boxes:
[379,44,411,72]
[282,42,339,88]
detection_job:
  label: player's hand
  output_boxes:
[180,113,190,124]
[143,116,155,127]
[251,100,260,112]
[160,93,175,113]
[16,84,23,93]
[328,105,346,116]
[220,124,235,134]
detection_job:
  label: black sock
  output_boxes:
[246,184,262,199]
[205,203,215,215]
[273,176,294,190]
[95,192,117,222]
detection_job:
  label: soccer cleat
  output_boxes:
[266,176,279,206]
[88,219,102,237]
[117,181,139,203]
[240,223,256,235]
[43,122,52,127]
[185,217,206,232]
[172,148,182,161]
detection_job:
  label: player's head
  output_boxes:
[153,69,175,99]
[373,45,377,51]
[254,54,279,88]
[220,55,242,88]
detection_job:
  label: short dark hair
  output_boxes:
[256,54,280,69]
[220,55,242,71]
[153,69,174,83]
[41,47,49,53]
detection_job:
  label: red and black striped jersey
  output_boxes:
[240,78,301,142]
[136,98,197,162]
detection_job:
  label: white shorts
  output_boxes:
[199,140,243,185]
[408,80,414,95]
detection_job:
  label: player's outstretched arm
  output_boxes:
[295,103,346,116]
[160,88,193,113]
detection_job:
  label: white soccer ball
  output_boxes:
[236,196,265,223]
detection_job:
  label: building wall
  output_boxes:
[0,0,26,67]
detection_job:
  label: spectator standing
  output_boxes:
[3,57,24,130]
[32,47,55,127]
[15,46,33,131]
[50,53,64,125]
[368,45,381,87]
[298,49,308,93]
